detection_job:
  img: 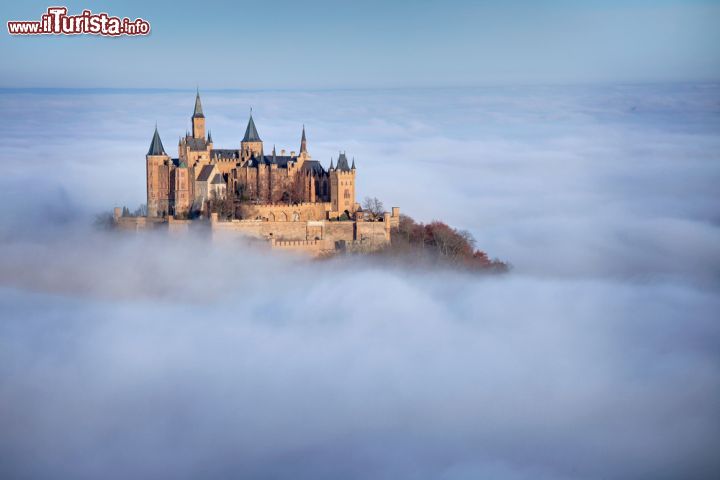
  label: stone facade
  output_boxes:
[146,90,357,220]
[209,210,400,256]
[130,90,400,255]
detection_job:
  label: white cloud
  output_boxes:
[0,84,719,479]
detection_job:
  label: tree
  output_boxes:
[387,214,509,272]
[94,211,115,230]
[362,196,384,218]
[133,203,148,217]
[209,185,236,219]
[424,222,473,259]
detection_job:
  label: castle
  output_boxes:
[117,90,400,255]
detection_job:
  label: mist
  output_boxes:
[1,84,719,479]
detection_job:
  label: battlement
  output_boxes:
[269,238,324,255]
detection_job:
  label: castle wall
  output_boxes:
[238,202,330,222]
[270,238,327,256]
[357,220,391,246]
[210,218,316,242]
[115,207,400,256]
[323,221,355,244]
[114,208,166,231]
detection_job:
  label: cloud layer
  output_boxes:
[0,84,719,479]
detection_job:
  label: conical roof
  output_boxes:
[242,113,261,142]
[193,89,204,118]
[147,125,166,156]
[300,125,307,153]
[336,152,351,171]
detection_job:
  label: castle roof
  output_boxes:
[336,152,351,172]
[211,149,239,160]
[253,154,295,168]
[197,164,216,182]
[242,113,261,142]
[211,174,225,185]
[302,160,325,176]
[147,126,166,156]
[185,136,207,151]
[193,89,204,118]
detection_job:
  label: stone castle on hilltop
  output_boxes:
[116,90,400,255]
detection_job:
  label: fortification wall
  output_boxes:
[167,216,193,235]
[113,205,401,255]
[357,220,391,246]
[210,218,309,241]
[239,202,330,222]
[269,238,329,256]
[323,222,355,244]
[114,208,165,231]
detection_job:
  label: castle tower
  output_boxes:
[146,125,171,217]
[241,110,263,159]
[171,160,192,216]
[191,89,205,140]
[329,152,356,216]
[295,125,309,170]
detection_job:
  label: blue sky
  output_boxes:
[2,0,719,88]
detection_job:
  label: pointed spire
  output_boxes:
[272,144,277,163]
[336,152,350,171]
[329,157,334,170]
[207,130,213,143]
[242,110,261,142]
[351,157,356,170]
[193,88,204,118]
[300,124,307,153]
[147,125,166,156]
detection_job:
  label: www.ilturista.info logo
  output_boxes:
[7,7,150,36]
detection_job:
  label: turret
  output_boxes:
[329,152,356,216]
[241,109,263,159]
[300,125,307,155]
[191,88,206,139]
[146,125,171,217]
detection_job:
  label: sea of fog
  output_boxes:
[1,84,719,479]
